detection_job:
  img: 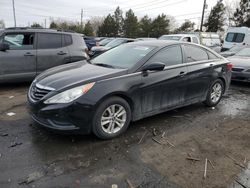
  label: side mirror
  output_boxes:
[0,43,10,52]
[142,62,165,72]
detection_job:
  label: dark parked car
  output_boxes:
[98,38,114,46]
[28,41,232,139]
[89,38,135,57]
[228,47,250,82]
[0,28,88,83]
[84,36,97,50]
[220,46,245,58]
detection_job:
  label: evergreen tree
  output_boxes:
[233,0,250,27]
[114,7,124,36]
[176,20,195,32]
[97,14,116,37]
[151,14,170,38]
[49,21,58,29]
[83,21,94,36]
[139,15,152,37]
[31,23,43,28]
[123,9,139,38]
[204,0,226,32]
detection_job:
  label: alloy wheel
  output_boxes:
[210,83,222,103]
[101,104,127,134]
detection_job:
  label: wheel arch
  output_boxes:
[217,77,226,94]
[95,92,135,117]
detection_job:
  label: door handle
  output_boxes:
[24,52,34,57]
[57,51,67,55]
[179,71,186,77]
[210,63,215,67]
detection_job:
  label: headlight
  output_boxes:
[44,82,95,104]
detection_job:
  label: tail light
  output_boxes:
[227,63,233,71]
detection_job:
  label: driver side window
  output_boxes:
[3,33,34,50]
[147,45,183,67]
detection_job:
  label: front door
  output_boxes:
[0,32,36,82]
[141,45,188,114]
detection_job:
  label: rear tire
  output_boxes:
[92,97,131,139]
[204,79,224,107]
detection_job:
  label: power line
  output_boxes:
[121,0,171,9]
[133,0,187,12]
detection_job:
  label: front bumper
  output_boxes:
[231,72,250,82]
[28,99,95,134]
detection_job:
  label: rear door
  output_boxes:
[0,32,36,81]
[141,45,188,114]
[182,44,215,101]
[36,33,70,75]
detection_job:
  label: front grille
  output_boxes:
[30,83,54,102]
[232,68,244,72]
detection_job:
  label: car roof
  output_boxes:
[2,27,83,36]
[126,40,182,47]
[161,34,197,37]
[125,40,222,55]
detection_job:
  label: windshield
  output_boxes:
[99,38,114,46]
[106,39,126,48]
[235,48,250,57]
[226,32,245,43]
[159,36,182,41]
[91,44,155,69]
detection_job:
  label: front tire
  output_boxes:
[204,79,224,107]
[92,97,131,139]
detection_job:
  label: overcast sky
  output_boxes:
[0,0,236,29]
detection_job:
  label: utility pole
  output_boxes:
[80,9,83,29]
[44,19,46,28]
[12,0,16,27]
[200,0,207,32]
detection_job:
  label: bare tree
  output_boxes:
[89,16,104,36]
[166,15,178,32]
[224,0,239,26]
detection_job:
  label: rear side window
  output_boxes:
[184,45,208,62]
[148,45,183,66]
[37,33,62,49]
[64,34,73,46]
[207,51,218,59]
[192,37,199,44]
[225,33,245,43]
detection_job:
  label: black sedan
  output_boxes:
[28,41,232,139]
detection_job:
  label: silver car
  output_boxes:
[228,47,250,82]
[0,28,88,83]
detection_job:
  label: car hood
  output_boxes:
[220,51,236,58]
[91,46,110,51]
[228,56,250,68]
[35,61,126,90]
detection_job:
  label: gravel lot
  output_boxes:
[0,82,249,188]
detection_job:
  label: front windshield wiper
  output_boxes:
[94,63,115,69]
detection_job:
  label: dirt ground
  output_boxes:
[0,82,249,188]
